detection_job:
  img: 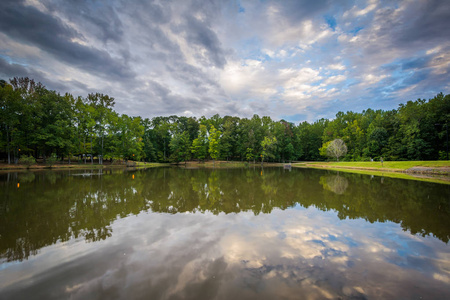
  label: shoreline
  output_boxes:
[0,162,170,171]
[293,163,450,175]
[2,160,449,184]
[292,162,450,185]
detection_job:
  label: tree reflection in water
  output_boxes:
[320,174,349,195]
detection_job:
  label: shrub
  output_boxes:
[19,155,36,167]
[46,154,58,166]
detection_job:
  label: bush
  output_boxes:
[19,155,36,167]
[46,154,58,166]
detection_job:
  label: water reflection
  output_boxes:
[1,167,450,299]
[0,168,449,264]
[320,174,349,195]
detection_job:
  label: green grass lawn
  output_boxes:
[133,162,170,167]
[292,160,450,185]
[306,161,450,170]
[315,167,450,185]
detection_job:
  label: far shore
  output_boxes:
[0,161,169,171]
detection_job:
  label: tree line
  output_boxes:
[0,77,449,164]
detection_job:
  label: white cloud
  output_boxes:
[328,63,346,71]
[361,73,388,85]
[325,75,346,85]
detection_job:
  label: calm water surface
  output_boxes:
[0,167,449,299]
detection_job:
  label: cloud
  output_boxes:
[0,0,134,81]
[42,0,125,44]
[0,0,448,122]
[177,14,227,68]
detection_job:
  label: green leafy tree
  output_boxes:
[86,93,115,164]
[117,115,144,161]
[18,155,36,168]
[0,82,19,163]
[169,131,191,163]
[141,118,157,162]
[365,127,388,159]
[208,125,222,165]
[319,140,332,159]
[245,147,255,162]
[219,116,238,161]
[296,119,328,161]
[261,136,277,164]
[151,117,172,162]
[191,125,208,161]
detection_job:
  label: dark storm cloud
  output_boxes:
[119,79,220,117]
[42,0,125,43]
[0,57,87,93]
[167,63,219,90]
[122,0,170,25]
[174,14,227,68]
[366,0,450,53]
[0,0,134,80]
[397,0,450,46]
[277,0,331,22]
[135,25,181,60]
[0,57,40,79]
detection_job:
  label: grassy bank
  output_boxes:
[0,161,169,170]
[295,161,450,172]
[312,161,449,170]
[293,161,450,185]
[175,160,283,168]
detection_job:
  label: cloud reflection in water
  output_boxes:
[2,205,449,299]
[0,168,449,299]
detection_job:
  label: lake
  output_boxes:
[0,167,449,299]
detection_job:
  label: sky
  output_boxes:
[0,0,449,123]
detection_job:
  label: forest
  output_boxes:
[0,77,449,164]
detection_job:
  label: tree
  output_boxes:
[0,82,19,163]
[151,116,172,162]
[116,115,144,161]
[245,148,255,162]
[86,93,115,164]
[327,139,347,161]
[296,119,328,161]
[208,125,221,165]
[365,127,388,158]
[191,125,208,161]
[261,136,277,165]
[141,118,157,162]
[169,131,191,163]
[74,98,96,164]
[219,116,238,161]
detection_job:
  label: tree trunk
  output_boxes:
[101,130,104,165]
[90,136,93,164]
[84,136,86,164]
